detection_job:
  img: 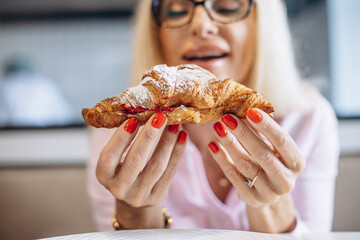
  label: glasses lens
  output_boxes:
[207,0,250,23]
[158,0,194,28]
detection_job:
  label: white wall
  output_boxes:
[0,19,133,123]
[328,0,360,117]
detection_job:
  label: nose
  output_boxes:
[188,6,219,38]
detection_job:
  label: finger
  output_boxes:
[243,119,273,149]
[137,125,180,189]
[212,122,280,202]
[221,114,285,174]
[242,119,282,161]
[118,112,168,186]
[207,141,262,206]
[213,121,258,178]
[246,108,305,173]
[221,114,293,190]
[212,121,275,195]
[256,176,281,204]
[97,118,139,183]
[152,130,188,201]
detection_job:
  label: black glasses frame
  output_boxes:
[151,0,254,28]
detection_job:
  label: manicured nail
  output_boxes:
[208,142,219,153]
[221,114,238,130]
[177,130,187,144]
[124,118,138,133]
[246,108,263,123]
[152,112,167,129]
[168,124,180,134]
[213,122,227,137]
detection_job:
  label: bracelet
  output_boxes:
[161,207,173,228]
[112,207,173,230]
[112,211,123,230]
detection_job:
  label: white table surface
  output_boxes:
[40,229,360,240]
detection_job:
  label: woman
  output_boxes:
[87,0,339,233]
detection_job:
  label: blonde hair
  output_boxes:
[131,0,316,117]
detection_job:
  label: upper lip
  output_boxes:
[182,45,230,60]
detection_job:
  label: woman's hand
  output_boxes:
[208,108,305,233]
[96,112,187,228]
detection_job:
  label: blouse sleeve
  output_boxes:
[290,96,340,233]
[86,127,117,231]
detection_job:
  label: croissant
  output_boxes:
[82,64,274,128]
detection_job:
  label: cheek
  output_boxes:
[159,30,182,65]
[233,26,254,63]
[228,24,256,82]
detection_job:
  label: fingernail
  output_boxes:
[152,112,167,129]
[208,142,219,153]
[177,130,187,144]
[221,114,238,130]
[213,122,227,137]
[124,118,138,133]
[168,124,179,134]
[246,108,263,123]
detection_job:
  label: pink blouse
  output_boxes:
[87,95,339,233]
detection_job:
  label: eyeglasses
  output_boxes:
[152,0,254,28]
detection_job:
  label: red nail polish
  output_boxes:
[208,142,219,153]
[221,115,238,130]
[246,108,263,123]
[124,118,138,133]
[213,122,227,137]
[168,124,179,134]
[152,112,167,129]
[177,130,187,144]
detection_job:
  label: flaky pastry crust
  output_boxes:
[82,64,274,128]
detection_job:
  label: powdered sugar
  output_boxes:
[124,85,151,108]
[143,65,178,95]
[117,64,216,108]
[143,64,216,97]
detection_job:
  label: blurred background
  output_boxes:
[0,0,359,239]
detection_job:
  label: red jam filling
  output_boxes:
[121,103,176,115]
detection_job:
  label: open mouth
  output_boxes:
[182,45,230,62]
[183,52,229,61]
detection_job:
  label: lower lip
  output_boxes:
[182,56,228,71]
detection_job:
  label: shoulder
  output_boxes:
[280,93,339,159]
[281,94,339,176]
[308,94,338,135]
[313,94,337,123]
[281,93,338,136]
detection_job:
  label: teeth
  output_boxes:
[186,51,226,59]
